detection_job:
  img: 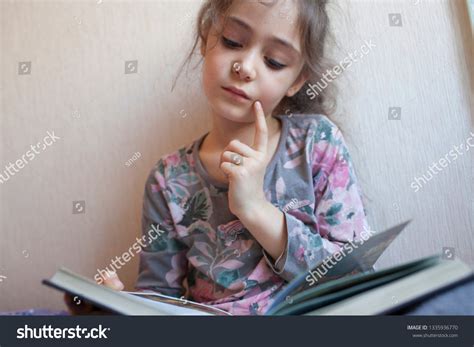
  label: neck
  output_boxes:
[204,110,281,152]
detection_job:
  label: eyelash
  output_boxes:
[221,36,287,70]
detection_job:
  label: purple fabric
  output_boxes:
[0,309,69,316]
[396,277,474,315]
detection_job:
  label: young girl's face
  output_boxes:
[201,0,307,123]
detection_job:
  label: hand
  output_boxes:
[64,271,124,315]
[219,101,269,217]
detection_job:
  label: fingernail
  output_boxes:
[115,280,124,290]
[105,270,116,278]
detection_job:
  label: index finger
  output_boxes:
[252,101,268,153]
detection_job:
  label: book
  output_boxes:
[43,269,231,315]
[43,220,473,315]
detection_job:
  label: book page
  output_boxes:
[266,220,412,313]
[122,291,232,316]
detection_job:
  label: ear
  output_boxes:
[286,70,309,97]
[200,40,206,57]
[200,24,213,57]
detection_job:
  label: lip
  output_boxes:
[222,86,250,100]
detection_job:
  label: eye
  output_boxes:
[222,35,286,70]
[221,36,242,49]
[265,58,286,70]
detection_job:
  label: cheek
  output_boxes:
[258,79,289,113]
[202,51,228,91]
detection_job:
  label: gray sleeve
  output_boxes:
[134,162,188,298]
[262,128,370,282]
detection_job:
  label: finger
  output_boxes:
[224,139,255,158]
[102,271,124,291]
[252,101,268,153]
[220,151,244,166]
[220,161,238,179]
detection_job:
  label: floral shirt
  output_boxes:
[135,113,370,315]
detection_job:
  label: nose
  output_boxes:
[233,53,257,82]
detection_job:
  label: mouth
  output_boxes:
[222,86,250,101]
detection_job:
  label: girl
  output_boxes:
[67,0,370,316]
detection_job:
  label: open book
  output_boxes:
[43,220,473,315]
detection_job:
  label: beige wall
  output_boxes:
[0,0,472,311]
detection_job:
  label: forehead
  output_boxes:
[225,0,301,49]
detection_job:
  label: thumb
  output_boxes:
[102,270,124,291]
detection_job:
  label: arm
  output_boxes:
[238,127,370,282]
[135,161,189,297]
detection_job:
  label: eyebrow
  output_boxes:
[227,16,301,56]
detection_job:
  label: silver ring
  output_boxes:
[232,62,241,73]
[231,153,243,166]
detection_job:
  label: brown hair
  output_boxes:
[171,1,370,214]
[172,0,341,129]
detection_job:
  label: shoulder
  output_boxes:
[146,138,199,191]
[283,114,350,175]
[291,114,340,138]
[280,113,344,154]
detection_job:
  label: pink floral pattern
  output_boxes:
[136,114,370,315]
